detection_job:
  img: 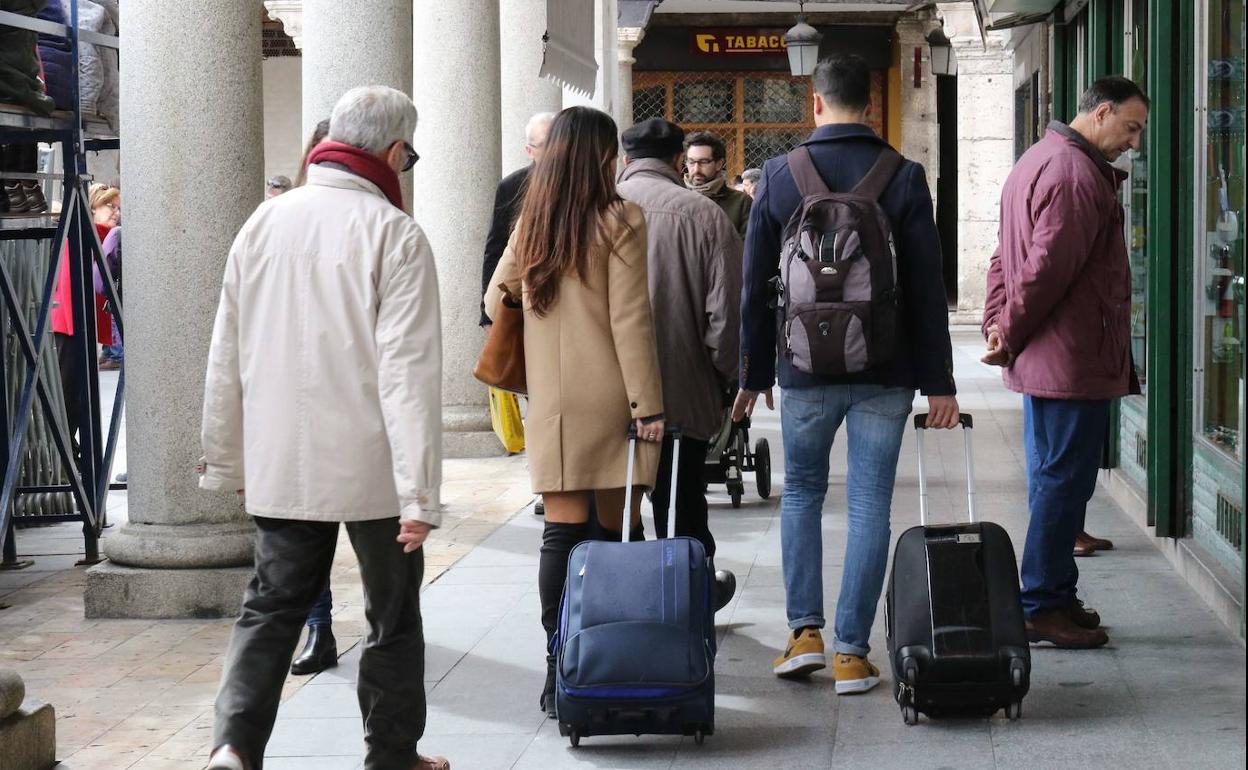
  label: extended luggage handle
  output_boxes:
[912,413,976,526]
[624,424,681,543]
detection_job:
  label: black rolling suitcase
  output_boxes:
[885,413,1030,725]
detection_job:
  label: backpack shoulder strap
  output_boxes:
[852,148,903,201]
[786,146,830,198]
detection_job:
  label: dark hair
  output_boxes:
[731,174,743,185]
[1077,76,1151,114]
[683,130,726,162]
[513,106,629,317]
[295,119,332,187]
[812,54,871,111]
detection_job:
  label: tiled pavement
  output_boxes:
[3,331,1245,768]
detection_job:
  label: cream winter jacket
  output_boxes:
[200,165,443,526]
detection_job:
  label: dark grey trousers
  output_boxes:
[213,516,426,770]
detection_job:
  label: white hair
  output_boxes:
[742,168,762,183]
[328,86,418,154]
[525,112,556,144]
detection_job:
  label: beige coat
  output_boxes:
[200,165,443,526]
[485,201,663,492]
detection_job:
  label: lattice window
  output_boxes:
[632,71,887,179]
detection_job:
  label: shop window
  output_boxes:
[632,71,887,179]
[1196,0,1246,459]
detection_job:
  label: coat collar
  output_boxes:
[1045,121,1126,186]
[801,122,889,147]
[618,157,683,186]
[305,163,389,201]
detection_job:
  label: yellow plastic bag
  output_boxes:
[489,387,526,454]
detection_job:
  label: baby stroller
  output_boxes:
[704,396,772,508]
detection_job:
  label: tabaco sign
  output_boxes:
[691,28,789,57]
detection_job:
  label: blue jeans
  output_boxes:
[307,582,333,627]
[781,384,913,656]
[1020,395,1109,617]
[103,315,123,363]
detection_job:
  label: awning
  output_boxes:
[540,0,598,96]
[973,0,1062,39]
[619,0,662,29]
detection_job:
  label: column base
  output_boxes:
[0,705,55,770]
[444,404,509,459]
[103,520,254,569]
[85,561,252,619]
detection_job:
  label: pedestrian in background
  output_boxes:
[741,167,762,199]
[683,130,752,237]
[485,106,665,719]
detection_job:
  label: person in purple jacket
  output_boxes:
[982,76,1149,649]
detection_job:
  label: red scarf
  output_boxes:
[306,141,404,209]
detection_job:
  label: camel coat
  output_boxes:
[485,201,663,493]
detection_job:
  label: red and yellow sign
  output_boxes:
[691,29,789,57]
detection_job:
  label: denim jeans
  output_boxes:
[1020,395,1109,617]
[306,583,333,627]
[780,384,913,657]
[103,315,123,363]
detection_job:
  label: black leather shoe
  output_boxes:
[713,569,736,612]
[4,182,29,214]
[20,181,46,214]
[290,625,338,675]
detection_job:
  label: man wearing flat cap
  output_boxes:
[618,117,742,611]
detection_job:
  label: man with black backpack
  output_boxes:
[733,54,959,694]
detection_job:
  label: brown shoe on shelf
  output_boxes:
[1064,600,1102,630]
[1026,608,1109,649]
[1077,531,1115,552]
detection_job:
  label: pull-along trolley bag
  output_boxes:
[885,413,1030,725]
[555,426,716,747]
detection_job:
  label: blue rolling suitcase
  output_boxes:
[554,427,716,747]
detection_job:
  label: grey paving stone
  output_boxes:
[265,716,364,757]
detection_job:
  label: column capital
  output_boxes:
[618,25,645,62]
[264,0,304,49]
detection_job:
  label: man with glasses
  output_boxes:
[202,85,449,770]
[683,130,752,237]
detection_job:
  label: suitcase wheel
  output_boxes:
[902,657,918,687]
[1010,660,1026,689]
[568,730,581,748]
[1005,701,1023,721]
[901,704,919,726]
[694,729,706,746]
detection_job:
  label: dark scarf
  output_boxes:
[306,141,404,209]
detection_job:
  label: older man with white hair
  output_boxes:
[480,111,555,327]
[202,85,448,770]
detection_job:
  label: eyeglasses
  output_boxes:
[685,158,719,168]
[401,142,420,172]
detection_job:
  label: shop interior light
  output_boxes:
[926,26,957,77]
[784,2,822,77]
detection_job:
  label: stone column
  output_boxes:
[84,0,263,618]
[413,2,505,458]
[301,0,413,203]
[500,0,564,176]
[895,13,941,195]
[617,27,645,131]
[940,3,1014,317]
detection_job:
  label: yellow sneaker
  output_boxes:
[772,628,827,679]
[832,653,881,695]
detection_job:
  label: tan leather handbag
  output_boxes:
[473,285,526,394]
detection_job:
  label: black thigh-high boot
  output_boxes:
[538,520,588,716]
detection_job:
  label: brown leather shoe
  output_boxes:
[1077,531,1114,551]
[1026,608,1109,648]
[413,756,450,770]
[1064,600,1102,630]
[3,182,29,214]
[20,181,47,214]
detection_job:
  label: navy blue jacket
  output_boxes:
[739,124,956,396]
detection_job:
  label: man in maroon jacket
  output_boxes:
[982,76,1148,649]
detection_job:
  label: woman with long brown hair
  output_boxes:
[485,106,665,717]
